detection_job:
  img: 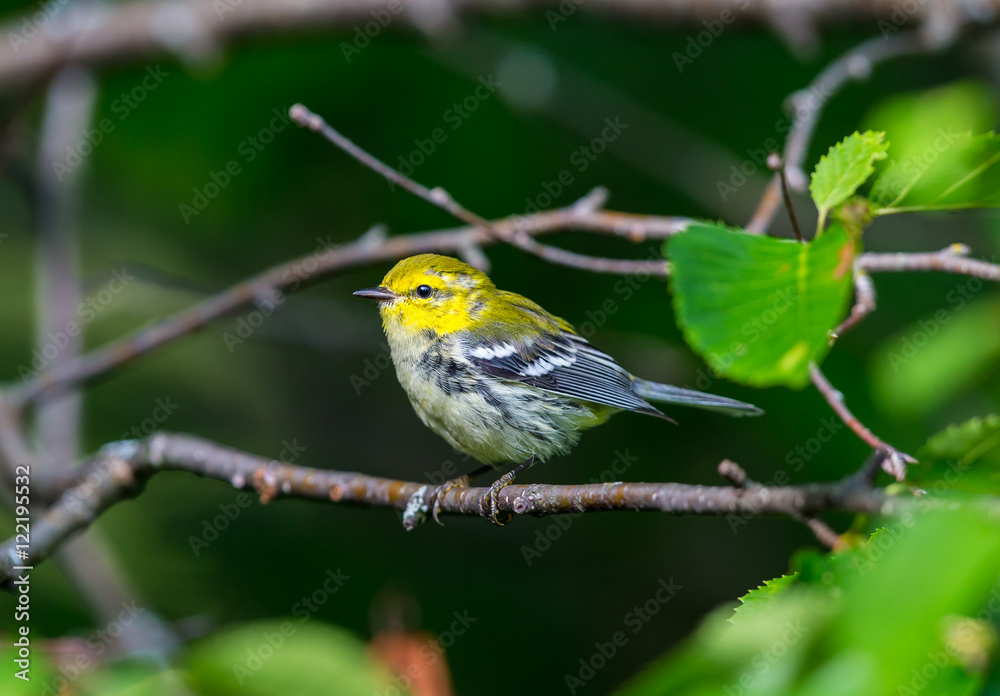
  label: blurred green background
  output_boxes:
[1,3,999,694]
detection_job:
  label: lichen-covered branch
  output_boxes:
[0,432,896,589]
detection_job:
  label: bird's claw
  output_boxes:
[426,475,471,525]
[483,474,515,526]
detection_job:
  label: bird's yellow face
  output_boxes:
[354,254,494,335]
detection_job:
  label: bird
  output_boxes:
[354,253,762,525]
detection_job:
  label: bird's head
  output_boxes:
[354,254,494,335]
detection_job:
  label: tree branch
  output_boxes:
[809,363,916,480]
[1,431,897,589]
[0,0,990,94]
[7,199,999,413]
[717,458,845,550]
[745,30,936,234]
[4,197,687,410]
[290,103,673,277]
[858,245,1000,281]
[829,269,876,343]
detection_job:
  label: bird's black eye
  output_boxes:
[415,284,433,299]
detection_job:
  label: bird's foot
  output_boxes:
[425,475,471,525]
[483,472,517,526]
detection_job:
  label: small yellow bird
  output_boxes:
[355,254,761,524]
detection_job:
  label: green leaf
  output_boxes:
[617,592,834,696]
[833,507,1000,695]
[616,507,1000,696]
[871,132,1000,212]
[910,415,1000,494]
[184,621,397,696]
[922,414,1000,460]
[869,296,1000,420]
[863,81,1000,213]
[76,665,191,696]
[668,222,855,388]
[730,573,799,624]
[810,130,889,218]
[864,81,998,163]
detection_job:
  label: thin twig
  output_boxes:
[766,152,803,242]
[829,270,876,344]
[6,225,999,414]
[6,199,687,410]
[717,459,843,550]
[289,105,491,229]
[0,432,897,588]
[850,449,889,490]
[809,363,915,480]
[746,31,933,234]
[858,245,1000,280]
[290,104,671,276]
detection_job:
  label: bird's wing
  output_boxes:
[463,292,666,418]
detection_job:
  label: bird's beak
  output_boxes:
[353,286,398,302]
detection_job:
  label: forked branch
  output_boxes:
[1,432,897,589]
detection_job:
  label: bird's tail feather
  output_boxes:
[631,378,763,417]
